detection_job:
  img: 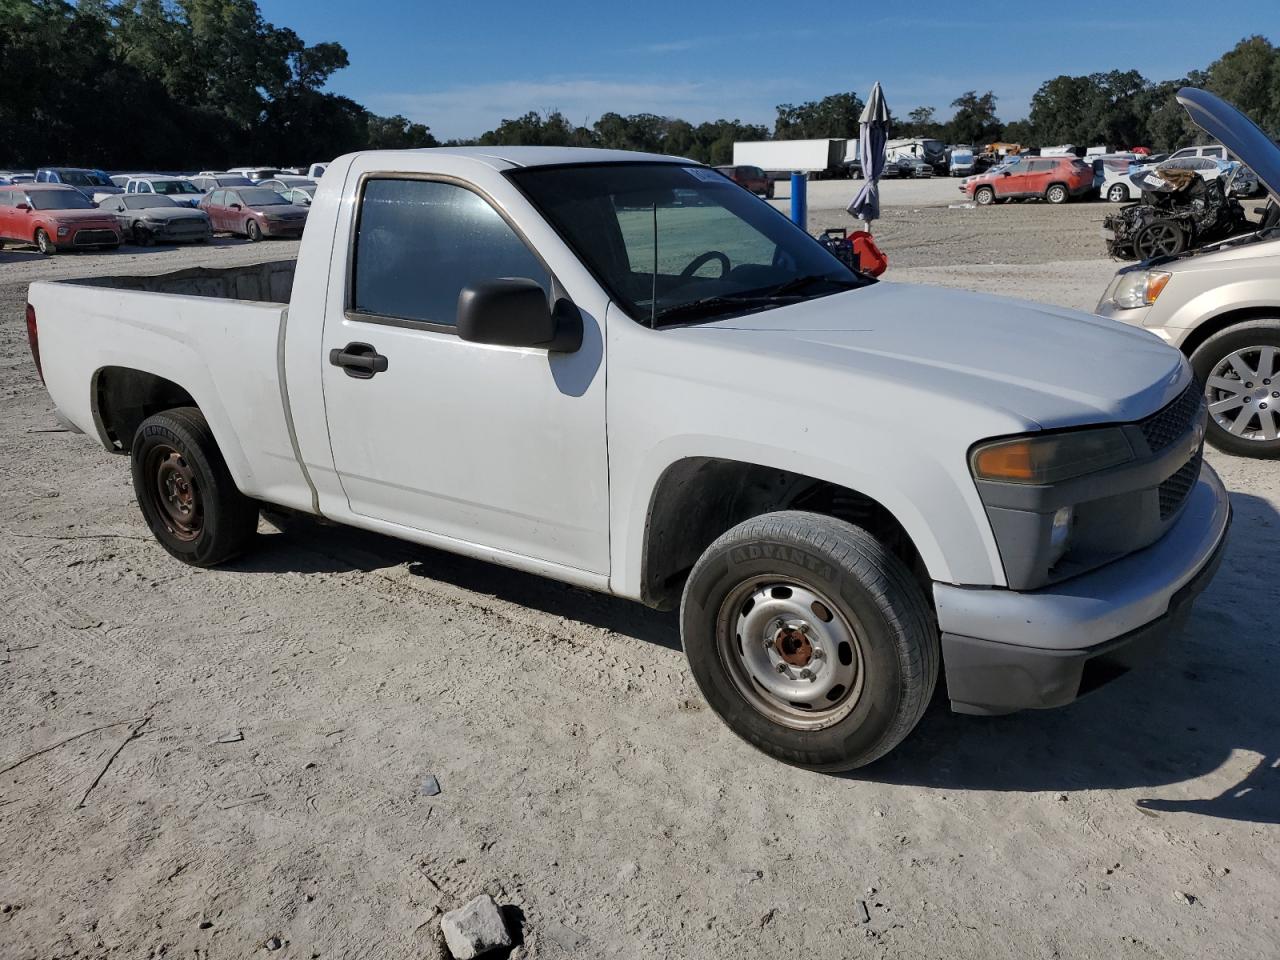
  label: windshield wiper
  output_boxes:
[652,294,786,326]
[763,273,865,297]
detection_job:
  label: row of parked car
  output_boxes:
[0,164,327,254]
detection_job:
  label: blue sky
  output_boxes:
[259,0,1276,139]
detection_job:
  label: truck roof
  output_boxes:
[357,146,694,170]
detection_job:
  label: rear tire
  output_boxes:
[246,220,262,242]
[35,228,55,255]
[130,407,259,566]
[680,511,938,771]
[1107,184,1130,203]
[1046,183,1068,204]
[1190,321,1280,458]
[974,186,995,206]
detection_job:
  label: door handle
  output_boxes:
[329,342,388,379]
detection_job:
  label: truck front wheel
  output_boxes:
[130,407,259,566]
[680,511,938,770]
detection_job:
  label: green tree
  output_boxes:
[1204,36,1280,135]
[946,91,1003,144]
[774,92,864,140]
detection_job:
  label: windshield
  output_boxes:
[237,187,289,206]
[29,189,96,210]
[124,195,177,209]
[59,170,112,187]
[508,163,868,326]
[150,179,200,195]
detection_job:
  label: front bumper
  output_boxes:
[263,219,306,237]
[935,463,1231,715]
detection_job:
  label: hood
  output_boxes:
[42,208,118,224]
[1177,86,1280,203]
[136,206,208,222]
[686,282,1188,430]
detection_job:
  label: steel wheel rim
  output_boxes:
[1205,345,1280,442]
[716,579,866,730]
[144,443,203,541]
[1109,186,1126,202]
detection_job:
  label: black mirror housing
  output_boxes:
[456,278,582,353]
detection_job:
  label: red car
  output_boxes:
[0,184,122,254]
[198,186,309,241]
[715,164,774,198]
[961,156,1095,206]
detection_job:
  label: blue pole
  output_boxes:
[789,172,807,231]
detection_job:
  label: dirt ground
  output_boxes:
[2,187,1278,960]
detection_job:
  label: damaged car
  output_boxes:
[1101,162,1247,259]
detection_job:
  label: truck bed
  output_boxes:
[63,259,296,304]
[28,257,313,514]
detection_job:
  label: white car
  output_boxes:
[1098,88,1280,457]
[1102,156,1257,202]
[25,145,1228,770]
[124,175,205,208]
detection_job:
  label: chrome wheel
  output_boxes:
[717,581,865,731]
[1205,346,1280,442]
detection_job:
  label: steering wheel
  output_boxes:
[680,251,730,279]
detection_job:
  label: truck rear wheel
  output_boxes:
[680,511,938,771]
[130,407,259,566]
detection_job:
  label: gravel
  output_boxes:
[2,200,1278,959]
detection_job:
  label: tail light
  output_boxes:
[25,302,43,383]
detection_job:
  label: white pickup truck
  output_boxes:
[26,146,1230,769]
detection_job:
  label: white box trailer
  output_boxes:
[732,139,849,178]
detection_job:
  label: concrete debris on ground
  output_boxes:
[420,774,441,797]
[1173,890,1197,906]
[440,894,512,959]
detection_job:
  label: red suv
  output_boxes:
[0,184,122,254]
[962,156,1094,206]
[715,165,774,198]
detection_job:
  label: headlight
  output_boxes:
[1109,270,1171,309]
[56,225,69,237]
[971,427,1134,484]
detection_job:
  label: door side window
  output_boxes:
[350,178,550,328]
[1204,146,1224,158]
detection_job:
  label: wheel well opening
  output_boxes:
[93,367,196,453]
[1179,309,1280,361]
[640,457,928,610]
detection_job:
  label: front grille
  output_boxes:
[73,229,116,246]
[1159,450,1202,519]
[1139,382,1202,453]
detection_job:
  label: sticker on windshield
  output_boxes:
[685,166,725,183]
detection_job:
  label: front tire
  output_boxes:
[680,511,938,771]
[246,219,262,242]
[1107,184,1130,203]
[1190,321,1280,457]
[130,407,259,566]
[974,186,995,206]
[35,228,55,255]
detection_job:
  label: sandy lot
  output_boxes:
[2,190,1278,960]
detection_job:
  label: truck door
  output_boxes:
[319,173,611,574]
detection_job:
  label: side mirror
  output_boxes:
[15,202,30,211]
[457,278,582,353]
[230,203,242,210]
[1000,171,1011,177]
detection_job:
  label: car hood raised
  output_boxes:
[687,282,1188,430]
[1178,86,1280,203]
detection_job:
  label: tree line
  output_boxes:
[2,1,1276,171]
[0,0,438,170]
